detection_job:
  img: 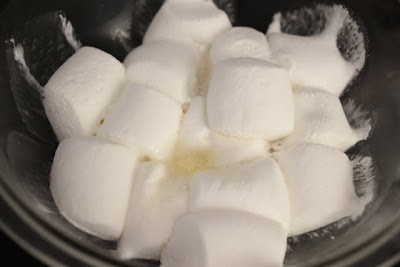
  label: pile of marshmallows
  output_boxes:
[45,1,369,266]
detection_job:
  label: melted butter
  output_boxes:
[168,147,213,177]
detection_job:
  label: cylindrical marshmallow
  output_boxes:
[210,26,271,64]
[283,88,363,151]
[97,84,183,160]
[50,136,137,240]
[189,158,291,229]
[118,161,188,260]
[124,41,200,104]
[43,46,125,141]
[207,57,294,140]
[161,210,287,267]
[275,143,364,236]
[143,0,232,45]
[267,32,356,96]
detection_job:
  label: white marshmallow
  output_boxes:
[267,33,356,96]
[210,26,271,64]
[189,158,290,229]
[97,84,182,160]
[178,96,268,166]
[283,88,361,151]
[118,161,188,260]
[196,46,213,96]
[161,210,287,267]
[43,46,125,141]
[267,4,366,72]
[209,132,268,167]
[143,0,231,46]
[275,143,363,236]
[124,41,199,104]
[178,96,210,150]
[207,57,294,140]
[50,136,137,240]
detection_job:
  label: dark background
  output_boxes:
[0,0,43,265]
[1,234,44,266]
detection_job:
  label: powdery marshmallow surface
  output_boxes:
[118,161,188,260]
[210,26,271,64]
[207,57,294,140]
[43,46,125,141]
[282,88,364,151]
[178,96,268,167]
[189,158,291,230]
[50,137,137,240]
[275,143,364,236]
[97,84,182,160]
[267,33,355,96]
[143,0,231,46]
[209,132,268,167]
[178,96,210,150]
[161,210,287,267]
[267,5,365,96]
[124,41,199,104]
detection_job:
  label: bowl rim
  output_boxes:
[2,172,400,267]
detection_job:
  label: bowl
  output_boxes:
[0,0,399,266]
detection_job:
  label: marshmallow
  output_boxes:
[267,4,366,72]
[178,96,210,150]
[43,46,125,141]
[50,136,137,240]
[118,161,188,260]
[283,88,361,151]
[189,158,290,229]
[207,58,294,140]
[196,47,213,96]
[267,33,356,96]
[161,210,287,267]
[143,0,232,46]
[209,132,268,167]
[97,84,182,160]
[178,96,268,167]
[124,41,199,104]
[275,143,363,236]
[210,27,271,64]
